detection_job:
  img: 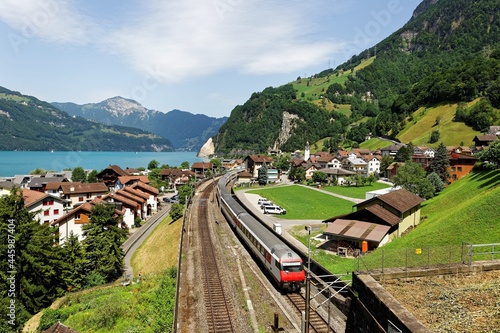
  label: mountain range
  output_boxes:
[212,0,500,156]
[0,87,173,152]
[52,98,227,152]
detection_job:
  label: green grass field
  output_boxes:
[397,102,482,147]
[321,182,392,199]
[247,185,355,220]
[360,137,393,150]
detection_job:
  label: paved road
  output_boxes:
[122,204,172,280]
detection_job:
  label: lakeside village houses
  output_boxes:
[0,129,496,246]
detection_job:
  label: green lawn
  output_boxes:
[247,185,354,220]
[321,182,392,199]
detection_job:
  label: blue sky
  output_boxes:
[0,0,418,118]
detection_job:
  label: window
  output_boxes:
[458,167,462,172]
[54,209,59,215]
[43,210,50,216]
[75,213,81,220]
[79,197,84,202]
[451,167,456,171]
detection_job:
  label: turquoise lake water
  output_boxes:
[0,151,202,177]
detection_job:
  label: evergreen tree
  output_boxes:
[72,166,86,183]
[87,169,98,183]
[257,162,268,185]
[430,143,450,182]
[427,172,445,194]
[0,191,65,331]
[61,232,85,291]
[82,204,127,283]
[392,162,435,199]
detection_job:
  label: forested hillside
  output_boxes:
[213,0,500,155]
[0,87,173,151]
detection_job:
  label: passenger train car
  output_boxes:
[217,172,305,291]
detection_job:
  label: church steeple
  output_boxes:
[304,141,310,162]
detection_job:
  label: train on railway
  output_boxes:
[217,172,305,291]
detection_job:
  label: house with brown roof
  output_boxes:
[130,181,159,214]
[23,189,68,225]
[160,168,195,190]
[323,189,424,252]
[315,168,357,185]
[97,165,130,188]
[57,182,108,207]
[191,162,215,178]
[116,175,150,190]
[244,155,274,178]
[473,135,498,148]
[53,200,124,243]
[237,171,253,184]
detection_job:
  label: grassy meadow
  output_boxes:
[397,102,482,147]
[321,182,392,199]
[247,185,355,220]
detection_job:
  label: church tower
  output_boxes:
[304,141,310,162]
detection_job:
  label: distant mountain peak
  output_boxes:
[96,96,148,116]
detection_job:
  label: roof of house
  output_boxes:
[0,181,16,190]
[114,189,145,203]
[123,186,149,200]
[44,322,79,333]
[191,162,214,169]
[99,165,129,176]
[53,202,94,225]
[345,157,368,165]
[356,188,424,214]
[29,176,68,188]
[130,181,159,195]
[473,135,498,142]
[22,189,49,207]
[237,171,253,178]
[106,192,139,207]
[245,154,273,163]
[449,152,479,161]
[364,204,401,226]
[118,176,150,185]
[316,168,357,176]
[60,182,108,194]
[324,219,391,243]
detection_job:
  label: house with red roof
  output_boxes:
[23,189,68,225]
[160,168,195,190]
[448,152,478,183]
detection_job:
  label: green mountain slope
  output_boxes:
[213,0,500,155]
[0,87,173,151]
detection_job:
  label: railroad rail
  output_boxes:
[286,292,332,333]
[198,182,236,332]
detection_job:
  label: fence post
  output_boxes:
[381,249,384,274]
[405,248,408,271]
[427,246,430,270]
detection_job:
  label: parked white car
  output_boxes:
[263,205,286,215]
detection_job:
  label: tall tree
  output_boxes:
[72,166,86,183]
[0,191,65,331]
[148,159,159,170]
[87,169,98,183]
[61,232,85,292]
[82,204,127,283]
[257,162,268,185]
[430,143,450,182]
[392,162,435,199]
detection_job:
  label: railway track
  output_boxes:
[197,182,236,333]
[286,292,332,333]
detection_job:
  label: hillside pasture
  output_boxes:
[397,102,481,147]
[321,182,392,199]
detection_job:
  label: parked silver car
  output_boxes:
[263,205,286,215]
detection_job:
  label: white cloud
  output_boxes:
[0,0,95,44]
[103,0,344,82]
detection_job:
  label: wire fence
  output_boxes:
[355,242,500,274]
